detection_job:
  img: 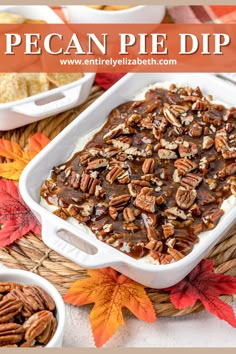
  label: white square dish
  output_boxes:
[0,5,95,130]
[19,73,236,288]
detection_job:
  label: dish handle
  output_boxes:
[12,86,82,119]
[41,218,119,269]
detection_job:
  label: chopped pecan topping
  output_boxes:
[41,82,236,264]
[87,158,108,170]
[125,113,142,126]
[160,139,178,150]
[109,206,118,220]
[162,223,175,238]
[179,141,198,158]
[123,222,139,232]
[202,207,224,229]
[167,247,185,261]
[158,149,177,159]
[222,148,236,159]
[165,207,187,220]
[192,99,209,111]
[202,136,214,150]
[53,208,69,220]
[189,123,203,137]
[214,129,228,152]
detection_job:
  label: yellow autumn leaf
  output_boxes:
[64,267,156,347]
[0,132,50,180]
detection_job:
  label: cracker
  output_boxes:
[0,73,28,103]
[46,73,83,87]
[0,12,25,24]
[21,73,49,96]
[103,5,133,11]
[23,18,47,24]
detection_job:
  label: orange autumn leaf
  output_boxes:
[0,132,50,180]
[64,267,156,347]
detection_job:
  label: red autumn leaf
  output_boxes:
[95,73,126,90]
[166,259,236,327]
[64,267,156,347]
[0,180,41,247]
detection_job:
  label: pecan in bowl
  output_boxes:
[0,269,65,347]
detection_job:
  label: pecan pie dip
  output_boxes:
[40,82,236,265]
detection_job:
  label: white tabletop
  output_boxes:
[63,301,236,347]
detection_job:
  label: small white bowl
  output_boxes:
[0,268,65,347]
[66,5,166,24]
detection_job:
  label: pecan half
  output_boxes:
[167,247,185,261]
[214,129,228,152]
[180,173,203,189]
[23,310,55,345]
[87,158,108,170]
[134,192,156,213]
[80,174,100,195]
[106,167,124,184]
[160,139,178,150]
[162,223,175,238]
[70,172,80,189]
[109,194,130,211]
[0,323,24,346]
[142,158,155,174]
[0,299,22,323]
[163,107,182,127]
[123,207,135,222]
[0,282,22,294]
[145,240,163,252]
[175,187,197,209]
[198,190,216,205]
[174,158,197,175]
[103,123,134,142]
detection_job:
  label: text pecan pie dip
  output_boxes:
[40,82,236,265]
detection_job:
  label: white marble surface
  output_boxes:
[62,301,236,347]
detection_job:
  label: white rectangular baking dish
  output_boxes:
[19,73,236,289]
[0,5,95,130]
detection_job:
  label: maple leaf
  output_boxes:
[64,267,156,347]
[0,132,50,180]
[0,180,41,247]
[166,259,236,327]
[95,73,126,90]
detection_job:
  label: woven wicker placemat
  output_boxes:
[0,84,236,317]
